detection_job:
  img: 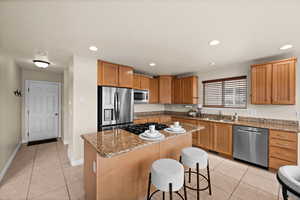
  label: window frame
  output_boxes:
[202,75,247,109]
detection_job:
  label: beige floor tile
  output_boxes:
[200,185,231,200]
[0,173,31,200]
[209,171,239,194]
[63,165,83,185]
[29,186,69,200]
[247,166,277,181]
[214,160,248,180]
[232,183,277,200]
[28,167,65,199]
[241,169,279,196]
[68,180,85,200]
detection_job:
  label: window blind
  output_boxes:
[203,76,247,108]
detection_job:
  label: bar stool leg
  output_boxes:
[147,173,151,200]
[183,174,188,200]
[196,163,200,200]
[282,186,288,200]
[169,183,173,200]
[163,192,165,200]
[188,168,192,183]
[207,161,212,195]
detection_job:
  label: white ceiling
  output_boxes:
[0,0,299,74]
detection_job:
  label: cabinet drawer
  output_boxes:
[269,157,295,170]
[270,138,297,150]
[270,130,297,142]
[269,146,297,162]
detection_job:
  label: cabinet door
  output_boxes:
[159,76,173,104]
[181,76,198,104]
[118,65,133,88]
[133,74,141,89]
[251,64,272,104]
[140,75,150,90]
[172,78,182,104]
[159,116,171,123]
[149,78,159,103]
[213,123,232,155]
[98,61,119,86]
[197,121,213,149]
[272,59,296,104]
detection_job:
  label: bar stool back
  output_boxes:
[277,165,300,200]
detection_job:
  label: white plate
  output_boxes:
[139,133,165,141]
[143,130,161,138]
[170,125,182,130]
[164,128,186,134]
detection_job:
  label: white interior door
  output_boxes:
[27,81,60,142]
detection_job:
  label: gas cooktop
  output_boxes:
[122,122,168,135]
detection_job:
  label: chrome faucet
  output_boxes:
[218,110,222,120]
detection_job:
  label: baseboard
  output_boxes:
[63,140,69,145]
[70,159,83,166]
[0,143,21,183]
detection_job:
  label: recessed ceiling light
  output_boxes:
[89,46,98,51]
[210,62,216,66]
[149,62,156,66]
[209,40,220,46]
[280,44,293,50]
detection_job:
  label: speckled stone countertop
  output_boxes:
[135,114,300,133]
[81,122,203,158]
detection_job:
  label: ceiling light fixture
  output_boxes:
[280,44,293,50]
[149,62,156,66]
[33,51,50,68]
[209,40,220,46]
[89,46,98,51]
[210,62,216,66]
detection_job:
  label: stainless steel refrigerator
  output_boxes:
[98,86,133,131]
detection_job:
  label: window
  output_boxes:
[203,76,247,108]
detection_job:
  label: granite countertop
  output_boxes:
[135,114,300,133]
[81,122,203,158]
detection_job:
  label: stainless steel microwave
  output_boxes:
[134,89,149,104]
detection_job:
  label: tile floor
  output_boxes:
[0,141,287,200]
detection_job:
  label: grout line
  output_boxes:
[226,165,249,200]
[25,145,38,200]
[56,141,72,200]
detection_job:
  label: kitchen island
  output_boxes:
[81,122,203,200]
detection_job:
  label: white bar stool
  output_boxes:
[180,147,212,200]
[147,158,188,200]
[277,165,300,200]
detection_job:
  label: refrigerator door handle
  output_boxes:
[117,92,121,121]
[114,92,117,122]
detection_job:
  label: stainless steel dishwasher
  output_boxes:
[233,125,269,168]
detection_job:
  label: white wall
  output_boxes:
[0,54,21,174]
[21,69,63,143]
[166,55,300,121]
[68,55,97,164]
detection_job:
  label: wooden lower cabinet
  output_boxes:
[269,130,298,170]
[196,121,213,149]
[213,123,232,155]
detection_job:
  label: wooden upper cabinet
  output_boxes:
[213,123,232,155]
[98,61,119,86]
[251,64,272,104]
[272,59,296,105]
[181,76,198,104]
[140,75,150,90]
[172,78,182,104]
[158,75,173,104]
[133,74,141,89]
[118,65,133,88]
[149,78,159,104]
[251,57,297,105]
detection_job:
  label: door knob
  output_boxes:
[54,113,59,116]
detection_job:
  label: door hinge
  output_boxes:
[27,132,29,136]
[27,88,30,92]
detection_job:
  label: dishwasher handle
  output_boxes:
[237,129,261,135]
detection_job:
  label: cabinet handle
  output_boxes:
[92,160,97,173]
